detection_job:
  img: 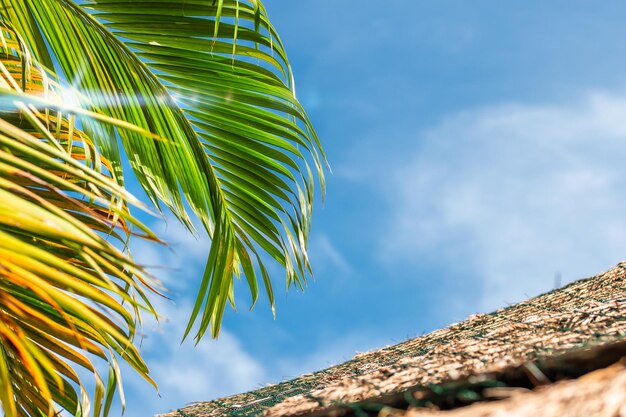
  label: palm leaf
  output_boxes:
[1,0,326,340]
[86,0,328,339]
[0,22,159,417]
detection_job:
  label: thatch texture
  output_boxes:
[400,360,626,417]
[161,263,626,417]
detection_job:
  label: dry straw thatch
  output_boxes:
[161,263,626,417]
[401,362,626,417]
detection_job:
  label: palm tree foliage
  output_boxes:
[0,1,325,416]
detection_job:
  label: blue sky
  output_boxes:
[112,2,626,416]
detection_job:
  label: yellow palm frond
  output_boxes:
[0,22,159,417]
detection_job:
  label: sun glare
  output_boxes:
[60,86,82,111]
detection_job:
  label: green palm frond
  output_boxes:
[0,0,326,415]
[0,22,159,417]
[86,0,327,339]
[2,0,326,340]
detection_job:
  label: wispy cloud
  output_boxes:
[139,300,266,410]
[117,219,267,417]
[119,298,267,417]
[309,234,353,275]
[380,91,626,310]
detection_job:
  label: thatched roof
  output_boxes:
[400,356,626,417]
[160,263,626,417]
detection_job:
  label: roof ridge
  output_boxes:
[160,262,626,417]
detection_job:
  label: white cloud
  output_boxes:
[120,296,266,417]
[147,313,265,404]
[117,219,267,417]
[381,92,626,310]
